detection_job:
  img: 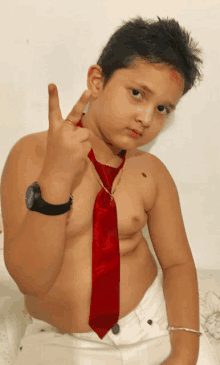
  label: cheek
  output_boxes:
[110,92,129,113]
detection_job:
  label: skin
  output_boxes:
[2,57,200,363]
[171,70,179,83]
[81,65,200,364]
[81,58,184,165]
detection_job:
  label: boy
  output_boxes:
[1,15,217,365]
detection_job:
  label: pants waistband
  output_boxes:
[25,269,168,345]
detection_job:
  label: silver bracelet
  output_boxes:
[167,326,202,337]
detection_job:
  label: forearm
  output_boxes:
[162,263,200,364]
[4,176,71,298]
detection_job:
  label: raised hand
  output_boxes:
[40,84,93,188]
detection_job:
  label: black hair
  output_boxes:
[96,16,203,95]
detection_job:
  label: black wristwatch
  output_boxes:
[25,182,73,216]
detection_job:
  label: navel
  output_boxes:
[142,172,147,178]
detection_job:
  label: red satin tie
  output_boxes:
[76,116,126,339]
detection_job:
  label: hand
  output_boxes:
[40,84,93,187]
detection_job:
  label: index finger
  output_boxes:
[48,83,63,127]
[66,90,93,122]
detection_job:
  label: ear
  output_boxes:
[87,65,105,98]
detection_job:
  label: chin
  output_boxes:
[105,133,136,151]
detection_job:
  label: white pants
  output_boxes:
[15,272,219,365]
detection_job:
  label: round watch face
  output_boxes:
[26,186,35,209]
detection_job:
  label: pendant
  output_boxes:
[110,194,114,202]
[110,196,115,207]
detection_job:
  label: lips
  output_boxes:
[132,130,139,135]
[130,129,142,136]
[128,129,140,139]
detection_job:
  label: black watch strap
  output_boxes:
[26,182,73,216]
[37,194,73,215]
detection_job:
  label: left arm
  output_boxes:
[147,155,200,365]
[161,264,200,364]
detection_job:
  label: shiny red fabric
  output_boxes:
[76,116,127,339]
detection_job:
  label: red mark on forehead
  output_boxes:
[171,70,179,83]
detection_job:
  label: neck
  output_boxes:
[81,112,125,168]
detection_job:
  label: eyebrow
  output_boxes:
[133,82,176,110]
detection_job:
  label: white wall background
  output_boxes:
[0,0,219,269]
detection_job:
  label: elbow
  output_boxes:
[162,261,197,276]
[6,271,50,299]
[4,259,52,299]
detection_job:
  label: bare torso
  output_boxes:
[24,131,158,334]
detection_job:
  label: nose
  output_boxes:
[137,107,154,126]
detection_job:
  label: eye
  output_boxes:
[131,89,143,99]
[157,105,170,116]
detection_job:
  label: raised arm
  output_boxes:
[1,84,92,298]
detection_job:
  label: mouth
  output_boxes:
[128,129,140,139]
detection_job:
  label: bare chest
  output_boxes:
[65,151,156,245]
[24,150,158,331]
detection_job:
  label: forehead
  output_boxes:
[112,58,185,96]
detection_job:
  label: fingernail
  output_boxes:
[48,84,55,94]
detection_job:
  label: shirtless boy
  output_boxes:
[1,15,211,365]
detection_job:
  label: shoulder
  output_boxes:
[1,130,48,195]
[14,130,48,150]
[10,130,48,163]
[1,130,48,242]
[142,152,177,192]
[139,152,180,216]
[128,149,173,186]
[132,150,174,183]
